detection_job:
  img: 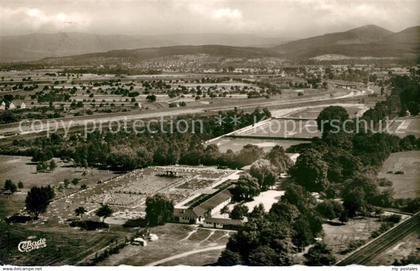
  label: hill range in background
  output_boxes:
[272,25,420,60]
[0,32,288,63]
[0,25,419,64]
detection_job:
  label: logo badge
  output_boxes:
[18,238,47,253]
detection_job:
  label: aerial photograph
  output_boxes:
[0,0,419,269]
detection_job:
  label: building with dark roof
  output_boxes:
[174,188,233,225]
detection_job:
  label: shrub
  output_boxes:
[69,220,109,231]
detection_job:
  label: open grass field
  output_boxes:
[0,155,119,192]
[0,221,123,265]
[212,137,308,153]
[0,155,120,217]
[236,118,321,139]
[378,151,420,199]
[368,228,420,265]
[322,217,383,261]
[98,223,231,266]
[387,117,420,138]
[285,103,368,119]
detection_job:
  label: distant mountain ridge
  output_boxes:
[272,25,419,59]
[0,32,287,62]
[1,25,419,63]
[39,45,278,66]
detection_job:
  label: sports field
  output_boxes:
[378,151,420,199]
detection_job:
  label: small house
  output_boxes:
[8,102,16,110]
[203,217,243,230]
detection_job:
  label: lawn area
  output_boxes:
[0,155,120,218]
[237,119,321,139]
[212,137,308,153]
[0,222,122,265]
[243,190,285,212]
[285,104,367,119]
[0,155,119,193]
[368,228,420,265]
[322,217,383,262]
[98,223,232,266]
[378,151,420,199]
[388,117,420,137]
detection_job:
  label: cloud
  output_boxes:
[0,0,418,36]
[212,8,242,21]
[0,6,90,34]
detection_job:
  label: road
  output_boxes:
[145,245,226,266]
[336,211,420,266]
[0,88,367,139]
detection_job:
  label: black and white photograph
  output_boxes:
[0,0,419,269]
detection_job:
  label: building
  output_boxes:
[0,101,5,110]
[8,102,16,110]
[174,188,233,225]
[13,100,27,109]
[203,217,243,229]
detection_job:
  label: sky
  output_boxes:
[0,0,419,38]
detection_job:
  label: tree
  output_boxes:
[95,204,113,222]
[25,186,55,218]
[265,145,293,173]
[4,179,17,193]
[343,187,367,217]
[316,200,344,220]
[75,207,87,218]
[248,246,282,266]
[323,147,362,183]
[71,178,80,186]
[49,159,57,171]
[145,194,174,226]
[218,249,242,266]
[17,181,24,189]
[268,201,300,225]
[36,161,48,172]
[220,205,230,214]
[248,204,265,219]
[292,215,314,249]
[304,242,336,266]
[146,94,157,102]
[289,149,329,192]
[230,204,249,220]
[281,183,316,212]
[230,174,260,202]
[316,106,349,133]
[249,159,278,190]
[236,144,264,167]
[342,174,379,217]
[218,216,294,266]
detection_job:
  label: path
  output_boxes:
[145,245,226,266]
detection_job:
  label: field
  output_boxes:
[212,190,285,219]
[387,117,420,137]
[322,217,384,261]
[45,166,235,224]
[368,229,420,265]
[284,103,367,119]
[236,118,321,139]
[243,190,285,212]
[211,137,308,153]
[98,223,232,266]
[0,221,124,265]
[0,155,119,217]
[378,151,420,198]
